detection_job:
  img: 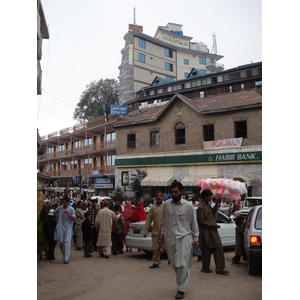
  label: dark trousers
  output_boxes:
[112,232,123,254]
[48,240,57,260]
[84,240,92,256]
[92,227,98,250]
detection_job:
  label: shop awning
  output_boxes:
[181,165,218,186]
[141,167,174,186]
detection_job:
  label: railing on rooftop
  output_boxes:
[40,115,118,141]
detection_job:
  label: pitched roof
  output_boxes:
[113,90,262,127]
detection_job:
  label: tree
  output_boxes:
[127,169,147,201]
[73,78,119,122]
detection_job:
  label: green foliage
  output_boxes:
[110,186,125,203]
[73,78,119,122]
[127,169,147,201]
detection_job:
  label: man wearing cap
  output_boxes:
[54,196,76,264]
[197,189,229,275]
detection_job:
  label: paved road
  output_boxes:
[37,244,261,300]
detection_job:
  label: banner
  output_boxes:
[203,138,243,150]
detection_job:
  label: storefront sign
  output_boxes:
[121,171,129,186]
[94,177,113,189]
[204,138,243,150]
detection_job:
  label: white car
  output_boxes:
[91,195,112,206]
[235,197,262,218]
[125,211,236,252]
[244,205,262,275]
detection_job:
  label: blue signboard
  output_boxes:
[110,104,128,115]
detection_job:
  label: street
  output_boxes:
[37,244,261,300]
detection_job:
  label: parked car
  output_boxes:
[90,195,112,206]
[243,205,262,275]
[235,197,262,219]
[125,211,236,253]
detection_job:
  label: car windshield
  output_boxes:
[254,207,262,230]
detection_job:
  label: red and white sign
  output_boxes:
[203,138,243,150]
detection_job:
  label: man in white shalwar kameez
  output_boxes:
[161,180,199,300]
[54,196,76,264]
[95,200,115,258]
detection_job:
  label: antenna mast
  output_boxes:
[133,6,136,25]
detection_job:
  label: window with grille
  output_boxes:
[127,134,136,149]
[150,131,159,147]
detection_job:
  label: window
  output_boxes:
[127,134,136,149]
[166,76,174,82]
[48,147,54,154]
[150,131,159,147]
[175,122,185,145]
[210,58,214,67]
[84,158,92,168]
[184,59,189,65]
[84,138,92,147]
[199,56,206,65]
[59,144,64,151]
[234,121,247,138]
[74,140,81,148]
[62,161,68,170]
[48,163,53,171]
[203,124,214,141]
[107,155,115,166]
[138,53,145,63]
[71,160,78,169]
[199,69,206,75]
[106,132,116,142]
[165,48,173,58]
[139,38,145,49]
[184,72,189,78]
[165,62,173,71]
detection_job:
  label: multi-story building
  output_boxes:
[37,116,119,198]
[37,0,49,95]
[119,22,224,104]
[114,62,262,198]
[37,61,262,200]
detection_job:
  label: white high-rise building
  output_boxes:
[118,22,224,104]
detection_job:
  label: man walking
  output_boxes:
[144,191,166,268]
[197,189,229,275]
[95,200,115,258]
[54,196,76,264]
[161,180,199,299]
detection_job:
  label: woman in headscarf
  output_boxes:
[131,201,147,223]
[123,201,134,251]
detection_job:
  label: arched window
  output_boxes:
[175,122,185,145]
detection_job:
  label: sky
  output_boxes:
[37,0,262,137]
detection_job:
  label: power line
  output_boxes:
[42,89,76,109]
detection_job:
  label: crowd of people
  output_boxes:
[38,182,245,300]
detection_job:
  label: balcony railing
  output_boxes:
[206,62,224,71]
[42,166,115,178]
[37,141,116,162]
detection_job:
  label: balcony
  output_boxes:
[37,141,116,162]
[206,62,224,71]
[42,165,115,178]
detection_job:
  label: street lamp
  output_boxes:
[67,149,82,198]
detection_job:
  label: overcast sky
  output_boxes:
[37,0,262,137]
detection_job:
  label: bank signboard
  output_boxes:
[115,150,262,167]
